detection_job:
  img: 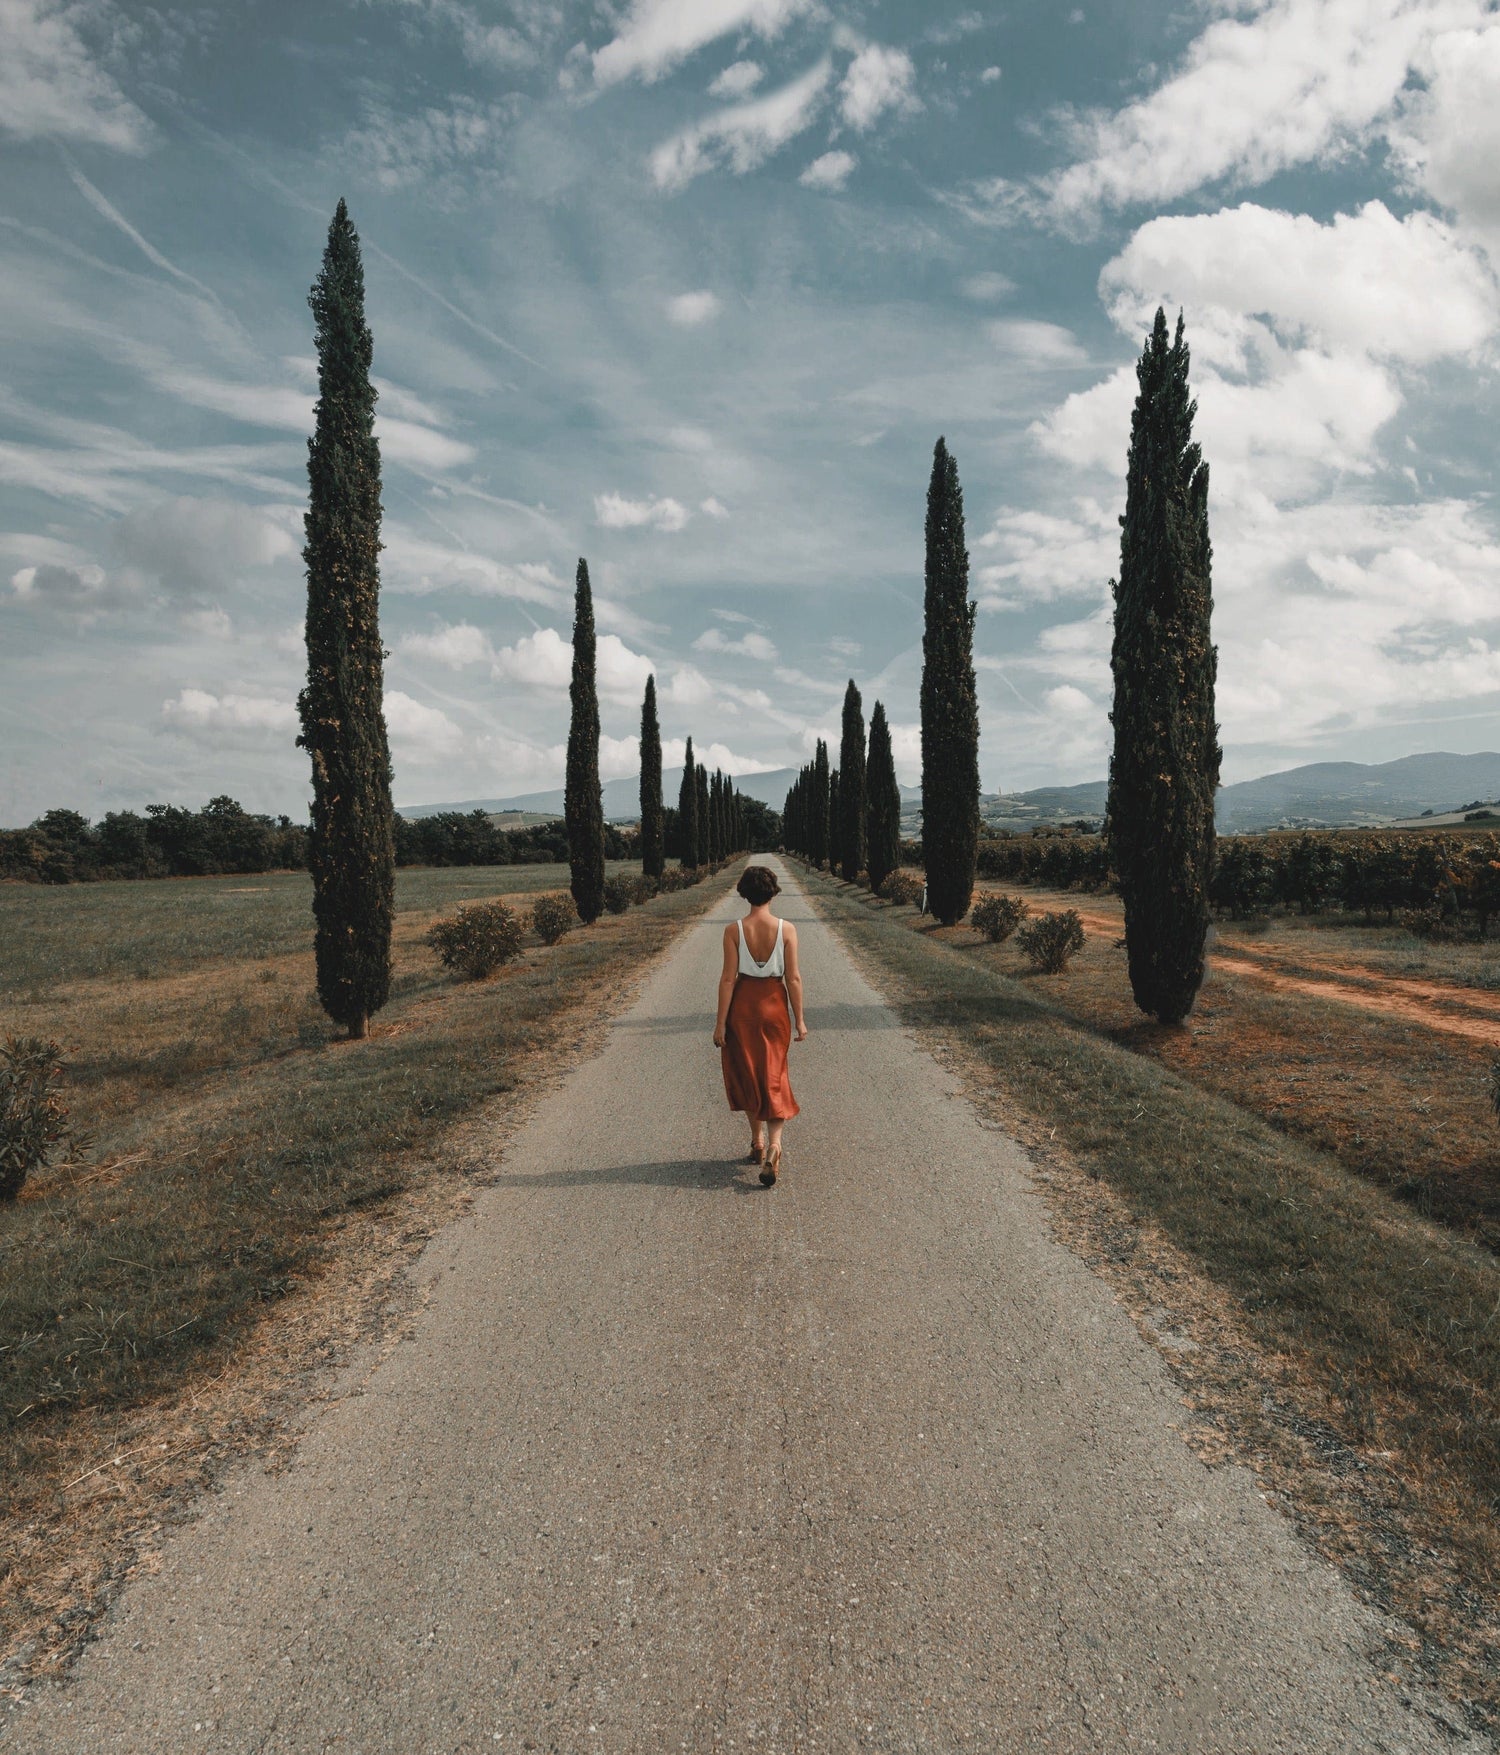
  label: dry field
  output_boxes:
[804,866,1500,1728]
[0,861,723,1682]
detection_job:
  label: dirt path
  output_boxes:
[4,861,1484,1753]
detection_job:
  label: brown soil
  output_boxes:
[1212,955,1500,1045]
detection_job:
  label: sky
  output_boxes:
[3,0,1500,823]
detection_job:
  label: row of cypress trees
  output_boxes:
[297,195,1217,1036]
[781,681,902,894]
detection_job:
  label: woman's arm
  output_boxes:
[712,924,738,1047]
[783,922,808,1041]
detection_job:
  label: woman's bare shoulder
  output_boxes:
[782,917,799,938]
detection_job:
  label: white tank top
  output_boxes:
[737,916,785,978]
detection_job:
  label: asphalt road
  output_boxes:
[6,859,1485,1753]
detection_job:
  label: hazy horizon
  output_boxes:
[5,0,1500,825]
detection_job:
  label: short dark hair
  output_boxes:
[736,865,780,906]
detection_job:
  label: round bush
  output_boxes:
[426,900,525,979]
[879,871,925,907]
[530,892,578,946]
[602,875,634,915]
[1015,909,1086,974]
[971,892,1029,943]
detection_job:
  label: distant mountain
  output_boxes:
[402,752,1500,833]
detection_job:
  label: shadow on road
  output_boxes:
[490,1158,763,1193]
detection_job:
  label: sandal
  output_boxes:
[747,1138,764,1164]
[759,1141,782,1187]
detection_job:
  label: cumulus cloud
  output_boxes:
[1393,20,1500,258]
[667,290,721,325]
[709,59,763,98]
[398,621,495,668]
[593,0,815,86]
[800,149,857,191]
[1100,202,1497,367]
[489,625,655,702]
[650,59,831,191]
[993,0,1491,229]
[838,44,918,131]
[988,318,1088,366]
[1,0,153,151]
[161,688,298,743]
[700,496,730,519]
[693,627,778,661]
[595,492,691,532]
[8,559,116,608]
[976,501,1117,606]
[111,496,297,594]
[385,690,465,761]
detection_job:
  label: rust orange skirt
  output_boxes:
[721,975,799,1122]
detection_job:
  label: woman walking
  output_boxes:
[713,864,808,1185]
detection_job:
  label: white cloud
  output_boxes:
[398,622,495,668]
[960,271,1015,301]
[161,688,298,743]
[663,664,713,708]
[980,65,1001,85]
[700,496,730,519]
[694,627,778,661]
[650,59,832,191]
[1101,202,1497,367]
[1013,0,1489,228]
[338,97,515,191]
[710,59,764,98]
[838,44,918,132]
[594,491,691,532]
[976,500,1117,606]
[9,560,111,604]
[988,318,1088,366]
[1393,20,1500,258]
[112,496,297,594]
[385,690,465,762]
[0,0,153,151]
[800,149,857,191]
[380,532,565,605]
[593,0,815,86]
[488,625,655,703]
[667,290,722,326]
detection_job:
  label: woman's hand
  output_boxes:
[712,1026,726,1048]
[794,1020,809,1042]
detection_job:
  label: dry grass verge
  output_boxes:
[0,861,728,1687]
[802,865,1500,1732]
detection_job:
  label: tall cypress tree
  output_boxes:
[1106,309,1221,1024]
[298,199,393,1041]
[565,558,606,924]
[829,769,843,876]
[920,437,980,925]
[695,763,710,868]
[811,739,831,868]
[678,736,698,869]
[865,699,901,894]
[839,679,867,882]
[640,674,664,880]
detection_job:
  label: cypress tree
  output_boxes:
[811,739,831,867]
[640,674,664,880]
[565,558,606,924]
[839,679,867,882]
[865,699,901,894]
[297,199,393,1041]
[920,437,980,925]
[695,763,710,868]
[829,769,843,875]
[707,770,721,864]
[1106,308,1221,1024]
[678,737,698,869]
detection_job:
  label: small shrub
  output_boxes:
[971,892,1029,943]
[880,871,924,907]
[602,875,634,915]
[631,874,658,905]
[1401,905,1462,942]
[427,900,525,979]
[530,892,578,946]
[1,1036,78,1202]
[1015,909,1086,974]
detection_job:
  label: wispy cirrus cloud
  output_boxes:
[1,0,154,151]
[594,491,691,532]
[650,59,832,191]
[592,0,816,87]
